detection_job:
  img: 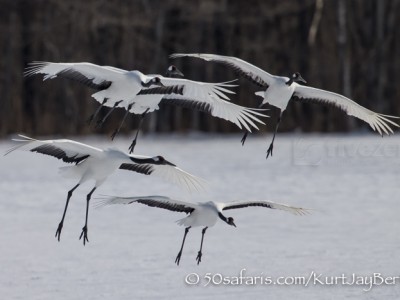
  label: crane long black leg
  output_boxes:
[175,226,191,266]
[241,102,265,146]
[87,98,108,125]
[79,187,96,246]
[128,108,150,154]
[266,111,283,159]
[55,183,80,241]
[96,100,123,128]
[111,103,134,140]
[196,227,208,265]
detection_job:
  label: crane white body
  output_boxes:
[90,70,143,105]
[25,62,164,106]
[176,201,220,228]
[255,76,295,111]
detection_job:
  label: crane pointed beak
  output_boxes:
[166,65,185,78]
[173,68,184,78]
[298,75,307,84]
[163,159,176,167]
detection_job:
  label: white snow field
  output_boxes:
[1,133,399,300]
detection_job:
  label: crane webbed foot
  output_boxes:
[175,251,183,265]
[79,226,89,246]
[55,222,64,241]
[266,143,274,159]
[196,251,203,265]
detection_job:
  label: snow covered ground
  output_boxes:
[1,133,399,300]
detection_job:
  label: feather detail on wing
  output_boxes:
[160,96,268,132]
[24,62,121,90]
[137,85,184,95]
[160,77,237,101]
[221,200,309,215]
[149,164,207,192]
[5,134,100,164]
[94,195,195,214]
[170,53,273,88]
[119,156,207,192]
[293,84,399,136]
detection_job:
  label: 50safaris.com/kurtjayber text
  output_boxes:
[185,269,400,291]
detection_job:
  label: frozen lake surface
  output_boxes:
[1,133,399,300]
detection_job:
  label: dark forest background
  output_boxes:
[1,0,399,137]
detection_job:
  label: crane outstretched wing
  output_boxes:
[221,200,309,215]
[24,62,125,90]
[119,155,206,192]
[95,195,196,214]
[293,84,399,135]
[5,134,101,164]
[170,53,274,88]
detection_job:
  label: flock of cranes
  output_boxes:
[6,53,398,265]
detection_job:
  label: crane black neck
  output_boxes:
[285,78,294,86]
[218,212,228,223]
[141,81,153,88]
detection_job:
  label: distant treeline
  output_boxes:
[1,0,399,137]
